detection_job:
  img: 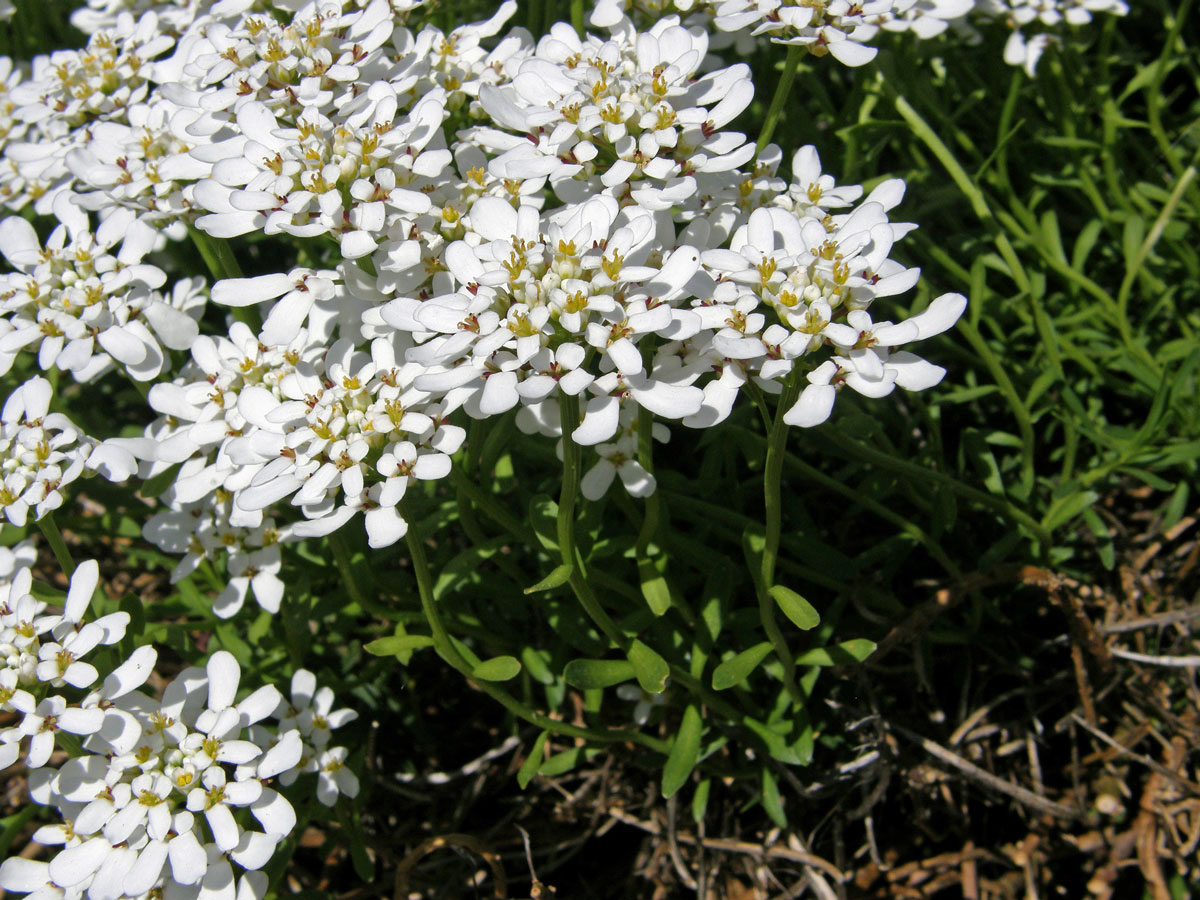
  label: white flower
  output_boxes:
[785,292,967,426]
[476,18,754,209]
[975,0,1129,73]
[275,669,358,751]
[0,649,331,900]
[315,747,359,806]
[0,377,95,526]
[192,90,449,259]
[0,196,202,383]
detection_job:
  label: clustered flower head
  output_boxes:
[975,0,1129,74]
[0,198,203,384]
[1,556,358,900]
[0,377,97,526]
[0,0,992,565]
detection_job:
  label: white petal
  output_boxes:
[206,650,241,711]
[123,840,167,897]
[48,837,111,887]
[257,730,303,778]
[365,506,408,548]
[784,384,837,428]
[211,274,293,308]
[167,830,207,885]
[206,803,242,852]
[64,559,99,622]
[229,832,279,871]
[572,395,620,446]
[250,788,296,838]
[0,858,49,893]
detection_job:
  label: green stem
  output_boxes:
[557,394,583,577]
[189,226,243,279]
[38,512,75,576]
[758,375,804,707]
[758,45,804,153]
[189,227,258,329]
[401,501,666,752]
[955,315,1038,500]
[570,0,584,38]
[330,532,369,612]
[1117,165,1196,323]
[635,408,660,559]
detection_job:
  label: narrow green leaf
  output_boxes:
[139,463,182,499]
[471,655,522,682]
[517,731,549,789]
[1042,490,1100,531]
[563,658,635,690]
[793,638,876,667]
[519,646,554,685]
[539,747,581,777]
[1081,508,1115,571]
[712,642,773,690]
[742,717,805,765]
[691,778,712,824]
[662,705,702,798]
[699,565,732,645]
[769,585,819,630]
[761,768,787,828]
[524,563,573,594]
[528,494,559,551]
[638,558,671,616]
[1121,215,1146,269]
[627,639,669,694]
[363,634,434,657]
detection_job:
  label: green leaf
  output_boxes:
[433,539,503,601]
[627,639,669,694]
[699,565,732,645]
[712,642,773,690]
[529,494,559,551]
[1042,489,1099,531]
[662,705,702,799]
[741,717,804,764]
[524,563,572,594]
[517,731,549,789]
[0,806,38,858]
[761,768,787,828]
[138,462,182,499]
[539,747,581,777]
[363,634,434,658]
[691,778,712,824]
[519,646,554,685]
[793,638,876,666]
[339,807,374,882]
[638,558,671,616]
[563,658,635,689]
[213,622,253,668]
[769,585,819,630]
[471,655,522,682]
[1081,508,1115,571]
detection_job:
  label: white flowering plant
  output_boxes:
[1,0,1196,894]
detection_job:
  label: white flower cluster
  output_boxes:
[0,198,204,384]
[1,559,358,900]
[0,0,972,556]
[143,490,294,619]
[0,378,96,526]
[589,0,1125,70]
[712,0,974,65]
[975,0,1129,74]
